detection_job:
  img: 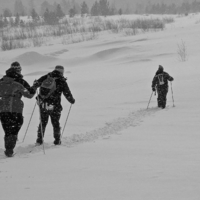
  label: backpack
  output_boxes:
[0,79,18,97]
[157,74,164,85]
[39,75,57,99]
[0,77,23,112]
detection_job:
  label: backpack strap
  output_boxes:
[157,73,164,85]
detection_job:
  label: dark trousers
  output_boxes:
[0,112,23,151]
[157,88,168,108]
[37,107,61,140]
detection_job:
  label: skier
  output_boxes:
[32,65,75,145]
[0,62,36,157]
[152,65,174,109]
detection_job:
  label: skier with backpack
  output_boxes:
[0,62,36,157]
[152,65,174,109]
[32,65,75,145]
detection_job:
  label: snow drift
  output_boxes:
[13,51,57,66]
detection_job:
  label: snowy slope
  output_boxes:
[0,14,200,200]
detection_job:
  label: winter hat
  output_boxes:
[55,65,64,74]
[10,61,22,74]
[158,65,164,71]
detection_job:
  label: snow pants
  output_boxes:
[157,87,168,108]
[37,107,61,141]
[0,112,23,152]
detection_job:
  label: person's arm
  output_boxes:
[31,75,48,91]
[19,84,35,99]
[151,75,157,91]
[167,74,174,81]
[62,80,75,104]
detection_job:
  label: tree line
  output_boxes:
[2,0,200,18]
[1,0,200,28]
[1,0,122,18]
[0,0,123,27]
[144,1,200,14]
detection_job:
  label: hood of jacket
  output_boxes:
[155,68,164,75]
[6,68,23,79]
[49,70,66,80]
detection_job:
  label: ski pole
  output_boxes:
[22,101,37,143]
[147,91,154,109]
[170,82,175,107]
[61,104,72,138]
[36,90,45,154]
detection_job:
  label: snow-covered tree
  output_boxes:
[99,0,110,16]
[31,8,39,21]
[69,6,76,18]
[91,1,100,16]
[3,8,12,18]
[28,0,35,15]
[118,8,122,15]
[14,0,26,16]
[56,4,65,19]
[60,0,70,14]
[81,1,89,15]
[15,13,20,26]
[40,1,52,16]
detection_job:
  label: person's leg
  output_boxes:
[159,87,168,109]
[162,89,168,109]
[157,89,162,107]
[50,111,61,145]
[36,108,49,144]
[1,113,23,156]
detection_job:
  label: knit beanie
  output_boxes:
[55,65,64,74]
[10,61,22,74]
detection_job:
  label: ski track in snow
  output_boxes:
[0,107,167,159]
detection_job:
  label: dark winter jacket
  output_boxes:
[152,69,174,91]
[33,70,74,111]
[0,68,35,113]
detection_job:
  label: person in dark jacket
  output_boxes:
[32,65,75,145]
[0,62,36,157]
[152,65,174,109]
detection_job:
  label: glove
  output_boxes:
[152,88,156,92]
[36,96,43,105]
[33,80,38,85]
[69,97,75,104]
[32,80,40,88]
[29,87,36,95]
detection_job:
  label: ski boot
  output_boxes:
[4,149,14,157]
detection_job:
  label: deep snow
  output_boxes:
[0,14,200,200]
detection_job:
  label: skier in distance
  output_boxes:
[152,65,174,109]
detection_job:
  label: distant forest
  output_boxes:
[1,0,200,17]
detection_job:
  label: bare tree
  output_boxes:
[177,40,188,62]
